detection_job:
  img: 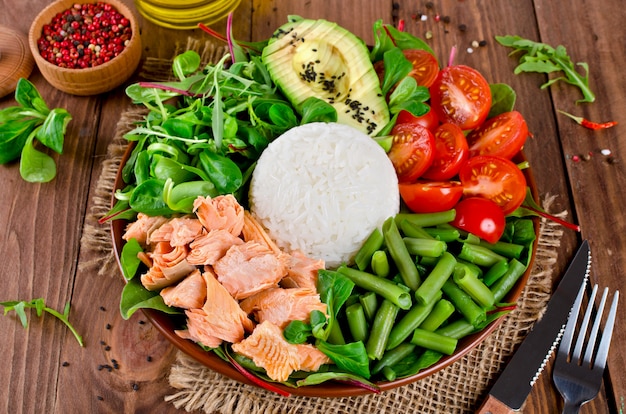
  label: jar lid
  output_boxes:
[0,25,35,99]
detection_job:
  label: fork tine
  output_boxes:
[572,284,598,362]
[559,282,587,357]
[592,290,619,369]
[582,287,608,366]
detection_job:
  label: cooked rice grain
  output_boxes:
[249,122,399,268]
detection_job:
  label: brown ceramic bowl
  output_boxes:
[28,0,141,95]
[110,145,539,397]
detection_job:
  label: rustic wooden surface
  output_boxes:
[0,0,623,412]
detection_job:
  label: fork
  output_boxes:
[553,283,620,413]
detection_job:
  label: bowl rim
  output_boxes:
[27,0,141,74]
[109,142,540,397]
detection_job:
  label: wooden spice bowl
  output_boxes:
[28,0,142,96]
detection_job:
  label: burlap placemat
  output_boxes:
[80,38,567,414]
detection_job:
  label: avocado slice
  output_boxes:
[262,17,390,136]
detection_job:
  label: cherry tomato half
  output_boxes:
[388,123,436,183]
[459,155,527,215]
[429,65,492,130]
[402,49,440,88]
[451,197,506,244]
[422,122,469,181]
[396,105,440,131]
[399,181,464,213]
[466,111,529,159]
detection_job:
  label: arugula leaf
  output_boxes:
[119,278,183,320]
[313,270,355,341]
[1,298,84,346]
[316,340,371,379]
[495,35,595,104]
[120,238,143,281]
[488,83,517,118]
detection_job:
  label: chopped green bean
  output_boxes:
[372,343,417,375]
[435,319,476,339]
[382,366,397,381]
[346,302,368,343]
[403,237,447,257]
[453,263,495,308]
[386,291,441,350]
[423,227,461,242]
[354,228,384,271]
[491,258,528,303]
[483,259,510,287]
[410,328,458,355]
[479,240,524,259]
[328,319,346,345]
[419,299,455,332]
[415,252,456,305]
[458,242,507,267]
[441,280,486,328]
[338,266,412,310]
[371,250,390,277]
[383,217,421,291]
[394,210,456,228]
[399,220,435,240]
[359,292,378,321]
[366,300,399,360]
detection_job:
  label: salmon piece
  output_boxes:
[242,211,282,255]
[281,250,325,290]
[297,343,333,372]
[176,269,254,347]
[239,287,328,329]
[141,242,195,290]
[213,241,287,300]
[193,195,244,236]
[187,229,244,266]
[122,213,169,246]
[149,217,205,246]
[160,269,207,309]
[232,321,301,382]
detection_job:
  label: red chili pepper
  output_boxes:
[558,110,618,130]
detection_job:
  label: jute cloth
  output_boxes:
[80,38,567,413]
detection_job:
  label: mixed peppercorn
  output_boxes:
[36,2,132,69]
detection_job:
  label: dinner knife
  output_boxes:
[476,239,591,414]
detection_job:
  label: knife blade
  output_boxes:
[476,239,591,414]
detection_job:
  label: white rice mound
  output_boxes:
[249,122,399,268]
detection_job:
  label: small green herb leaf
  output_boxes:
[19,131,57,183]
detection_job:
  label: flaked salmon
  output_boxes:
[213,241,287,300]
[281,250,325,290]
[160,269,207,309]
[242,211,282,255]
[239,287,327,329]
[122,212,169,246]
[149,216,205,246]
[176,269,254,347]
[194,195,244,236]
[187,229,244,266]
[297,343,333,372]
[141,242,195,290]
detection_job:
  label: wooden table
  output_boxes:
[1,0,623,412]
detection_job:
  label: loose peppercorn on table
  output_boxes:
[1,0,624,413]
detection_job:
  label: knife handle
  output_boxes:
[476,394,518,414]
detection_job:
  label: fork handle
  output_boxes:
[562,400,582,414]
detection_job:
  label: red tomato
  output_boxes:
[422,123,469,181]
[402,49,440,88]
[466,111,529,159]
[429,65,492,130]
[451,197,506,243]
[399,181,464,213]
[396,106,440,131]
[388,123,436,183]
[459,155,527,215]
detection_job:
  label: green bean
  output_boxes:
[372,343,417,375]
[458,242,507,267]
[328,319,346,345]
[382,366,397,381]
[453,263,495,308]
[346,302,368,343]
[435,319,476,339]
[419,298,455,332]
[338,266,412,310]
[386,291,442,350]
[403,237,447,257]
[491,258,528,303]
[479,240,524,259]
[354,227,384,271]
[383,217,421,291]
[366,300,399,360]
[359,292,378,321]
[483,259,509,287]
[420,256,439,267]
[423,227,461,242]
[415,252,456,305]
[399,220,435,240]
[441,279,486,328]
[410,328,458,355]
[394,210,456,228]
[371,250,390,277]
